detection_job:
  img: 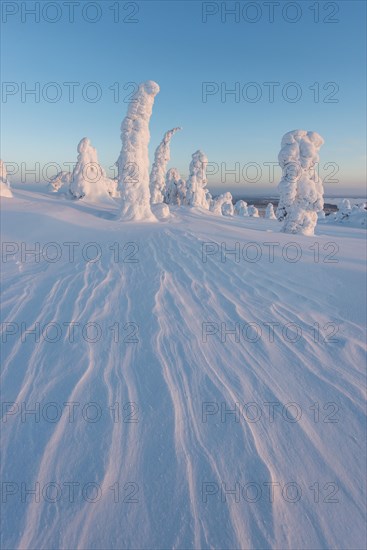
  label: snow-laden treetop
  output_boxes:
[278,130,324,174]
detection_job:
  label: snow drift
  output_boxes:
[1,188,366,550]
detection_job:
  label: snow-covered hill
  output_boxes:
[1,188,366,549]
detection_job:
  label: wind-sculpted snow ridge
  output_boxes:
[276,130,324,236]
[186,150,210,209]
[150,127,182,204]
[0,160,13,198]
[117,80,160,221]
[1,189,366,550]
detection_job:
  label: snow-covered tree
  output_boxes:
[164,167,186,205]
[248,205,259,217]
[186,150,210,209]
[0,160,13,198]
[177,179,188,206]
[205,189,213,209]
[117,80,160,221]
[334,199,351,222]
[349,205,367,227]
[105,178,120,199]
[234,200,248,216]
[210,192,233,215]
[265,203,276,219]
[150,127,181,204]
[222,200,234,216]
[333,199,366,227]
[276,130,324,236]
[69,137,115,201]
[48,171,71,194]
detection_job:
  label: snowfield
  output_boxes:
[1,187,366,550]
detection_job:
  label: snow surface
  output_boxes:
[1,187,366,550]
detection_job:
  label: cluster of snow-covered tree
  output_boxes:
[3,80,364,233]
[42,80,276,223]
[324,198,367,227]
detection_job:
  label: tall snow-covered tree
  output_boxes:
[0,160,13,198]
[69,137,114,201]
[186,150,210,209]
[234,200,248,216]
[265,203,276,219]
[276,130,324,236]
[150,127,181,204]
[117,80,160,221]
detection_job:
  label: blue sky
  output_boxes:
[1,0,366,195]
